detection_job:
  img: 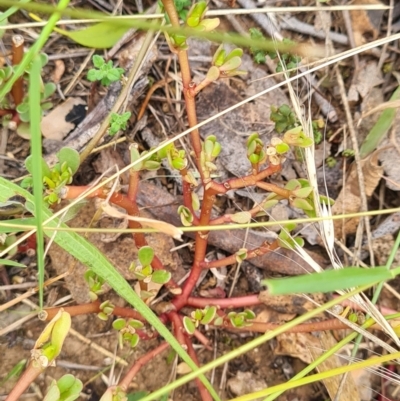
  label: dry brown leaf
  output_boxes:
[41,97,86,141]
[176,362,192,375]
[332,151,383,238]
[348,61,383,103]
[101,202,183,240]
[275,332,360,401]
[309,332,361,401]
[258,292,325,315]
[350,0,385,46]
[51,59,65,83]
[275,332,317,364]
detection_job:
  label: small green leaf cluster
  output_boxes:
[33,310,71,368]
[211,46,246,78]
[97,300,114,321]
[130,143,162,172]
[112,318,144,349]
[326,156,337,168]
[270,104,297,134]
[0,66,12,89]
[84,270,106,301]
[227,309,255,328]
[249,29,301,73]
[193,46,246,94]
[16,81,56,123]
[157,142,188,171]
[266,178,334,218]
[200,135,221,179]
[311,118,324,145]
[277,222,304,250]
[108,111,131,136]
[183,306,217,335]
[283,126,313,148]
[43,374,83,401]
[174,0,192,20]
[247,133,266,165]
[21,148,80,205]
[266,137,290,165]
[87,55,125,86]
[235,248,248,263]
[246,133,290,167]
[270,104,324,144]
[178,205,193,227]
[342,148,355,157]
[165,1,220,51]
[130,246,171,299]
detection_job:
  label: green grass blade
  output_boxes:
[0,178,220,400]
[0,0,30,22]
[0,218,40,233]
[0,359,26,386]
[359,85,400,159]
[28,55,45,309]
[0,259,26,267]
[261,267,395,295]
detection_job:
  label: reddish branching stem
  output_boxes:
[208,163,282,194]
[173,188,216,311]
[187,294,261,309]
[168,310,187,346]
[5,360,43,401]
[184,334,213,401]
[44,301,145,322]
[118,341,170,391]
[200,240,280,269]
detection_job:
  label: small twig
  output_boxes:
[11,34,24,106]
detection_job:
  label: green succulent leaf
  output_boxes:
[56,148,80,175]
[112,318,127,331]
[151,270,171,285]
[138,246,154,267]
[291,186,313,199]
[183,316,196,335]
[200,306,217,325]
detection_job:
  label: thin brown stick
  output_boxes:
[11,35,24,107]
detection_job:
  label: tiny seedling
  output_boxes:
[249,28,301,74]
[21,147,80,205]
[108,111,131,136]
[87,55,125,86]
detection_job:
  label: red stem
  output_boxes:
[118,341,170,391]
[209,164,282,194]
[188,294,261,309]
[200,240,280,269]
[44,301,145,322]
[173,187,216,310]
[184,334,213,401]
[168,310,187,346]
[5,362,42,401]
